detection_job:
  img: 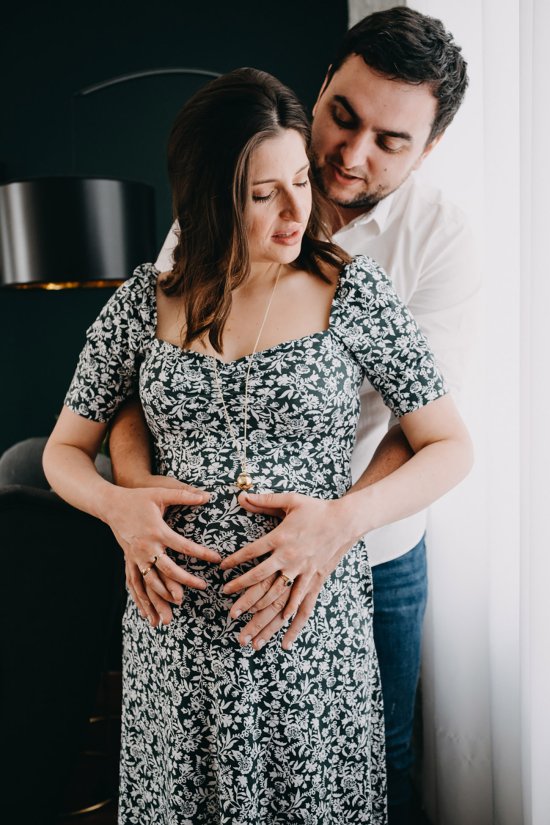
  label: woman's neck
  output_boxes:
[239,261,285,293]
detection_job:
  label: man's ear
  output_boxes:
[313,67,332,117]
[413,132,444,171]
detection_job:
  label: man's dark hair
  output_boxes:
[327,6,468,143]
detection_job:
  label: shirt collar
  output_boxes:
[333,188,396,238]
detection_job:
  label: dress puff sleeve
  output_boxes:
[331,255,448,417]
[64,263,157,423]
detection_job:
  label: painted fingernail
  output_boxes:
[234,609,242,618]
[242,635,252,646]
[256,638,265,649]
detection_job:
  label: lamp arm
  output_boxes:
[75,67,221,97]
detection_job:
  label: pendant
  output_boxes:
[236,472,253,491]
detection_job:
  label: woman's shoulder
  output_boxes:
[105,262,158,321]
[90,263,158,339]
[334,254,396,311]
[120,262,159,301]
[339,254,391,287]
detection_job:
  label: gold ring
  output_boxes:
[141,565,152,578]
[280,573,294,588]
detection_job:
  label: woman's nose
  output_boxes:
[280,192,307,222]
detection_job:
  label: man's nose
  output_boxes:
[339,132,371,171]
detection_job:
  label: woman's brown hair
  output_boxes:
[163,67,350,353]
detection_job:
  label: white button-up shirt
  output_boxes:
[156,173,480,565]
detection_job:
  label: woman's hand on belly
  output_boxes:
[219,491,358,648]
[104,485,222,627]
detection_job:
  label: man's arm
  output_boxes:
[349,424,413,491]
[109,396,154,487]
[406,213,481,400]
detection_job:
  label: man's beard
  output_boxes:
[313,160,397,213]
[331,189,387,212]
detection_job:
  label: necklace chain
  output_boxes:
[212,266,282,490]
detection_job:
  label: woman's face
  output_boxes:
[244,129,312,266]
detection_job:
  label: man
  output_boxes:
[110,8,478,823]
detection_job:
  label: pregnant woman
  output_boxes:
[43,68,472,824]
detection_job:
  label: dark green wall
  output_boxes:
[0,0,347,454]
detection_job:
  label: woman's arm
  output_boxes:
[108,397,211,624]
[220,393,472,649]
[43,407,221,624]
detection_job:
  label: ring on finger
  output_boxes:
[279,573,294,588]
[141,565,152,578]
[151,551,166,566]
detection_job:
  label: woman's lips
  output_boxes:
[271,228,302,245]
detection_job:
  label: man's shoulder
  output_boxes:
[391,175,470,236]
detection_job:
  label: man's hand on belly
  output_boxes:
[227,539,356,651]
[220,491,360,651]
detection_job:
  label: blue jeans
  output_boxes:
[372,536,427,815]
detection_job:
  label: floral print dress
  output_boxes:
[65,255,447,825]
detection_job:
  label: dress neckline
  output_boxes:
[147,261,350,366]
[153,328,331,366]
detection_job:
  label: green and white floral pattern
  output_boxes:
[65,255,446,824]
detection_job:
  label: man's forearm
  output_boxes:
[109,396,154,487]
[349,424,414,493]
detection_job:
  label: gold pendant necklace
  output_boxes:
[212,265,282,491]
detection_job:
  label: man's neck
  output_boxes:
[331,203,374,233]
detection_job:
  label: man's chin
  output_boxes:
[332,193,385,212]
[318,175,386,213]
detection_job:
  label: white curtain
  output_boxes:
[389,1,550,823]
[518,1,550,823]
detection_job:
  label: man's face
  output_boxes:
[312,55,440,222]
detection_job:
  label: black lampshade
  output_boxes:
[0,177,156,289]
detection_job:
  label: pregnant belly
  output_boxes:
[163,486,278,590]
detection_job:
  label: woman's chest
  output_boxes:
[138,334,363,441]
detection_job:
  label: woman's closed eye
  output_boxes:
[252,191,275,203]
[252,180,309,203]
